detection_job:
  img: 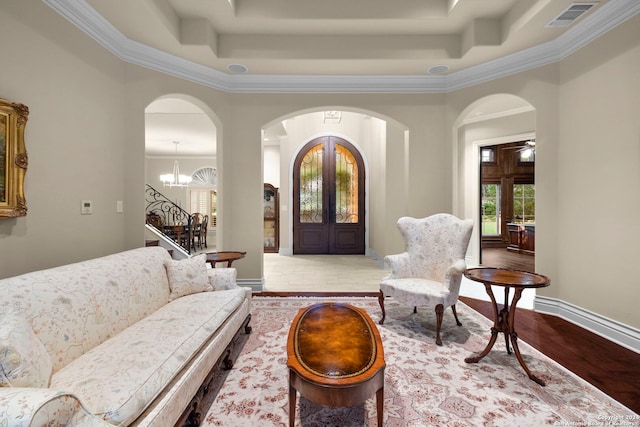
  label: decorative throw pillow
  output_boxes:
[208,268,238,291]
[165,254,212,301]
[0,308,53,387]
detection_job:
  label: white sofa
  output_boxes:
[0,247,252,426]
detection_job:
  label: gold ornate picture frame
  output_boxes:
[0,98,29,218]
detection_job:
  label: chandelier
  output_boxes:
[160,141,192,187]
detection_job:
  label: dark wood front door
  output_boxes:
[293,136,365,254]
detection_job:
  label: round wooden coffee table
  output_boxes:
[287,303,386,426]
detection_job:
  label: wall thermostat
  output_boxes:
[81,200,93,215]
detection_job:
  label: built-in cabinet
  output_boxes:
[507,223,535,254]
[263,184,279,253]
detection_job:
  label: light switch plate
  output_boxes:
[116,200,123,213]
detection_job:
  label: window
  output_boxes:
[481,148,495,163]
[190,167,217,228]
[481,184,500,236]
[513,184,535,223]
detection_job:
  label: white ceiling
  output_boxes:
[145,98,217,157]
[46,0,636,156]
[82,0,609,76]
[46,0,640,93]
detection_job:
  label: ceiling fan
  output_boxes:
[504,139,536,159]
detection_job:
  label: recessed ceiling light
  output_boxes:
[227,64,248,74]
[427,65,449,75]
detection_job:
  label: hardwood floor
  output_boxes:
[476,249,640,412]
[481,247,535,272]
[459,296,640,414]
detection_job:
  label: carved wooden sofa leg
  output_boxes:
[223,314,252,370]
[184,402,201,427]
[222,349,234,370]
[177,313,253,426]
[244,314,252,334]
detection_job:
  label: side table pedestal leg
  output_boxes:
[509,288,546,386]
[465,284,500,364]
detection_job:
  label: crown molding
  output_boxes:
[446,0,640,91]
[43,0,640,94]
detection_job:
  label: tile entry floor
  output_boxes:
[263,253,386,293]
[262,253,535,309]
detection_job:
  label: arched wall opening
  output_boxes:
[144,94,222,250]
[262,107,409,263]
[453,93,537,307]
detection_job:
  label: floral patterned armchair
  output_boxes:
[379,214,473,345]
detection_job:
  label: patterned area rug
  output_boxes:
[201,297,637,426]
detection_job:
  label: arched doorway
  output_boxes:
[453,94,536,272]
[293,136,365,254]
[144,96,220,251]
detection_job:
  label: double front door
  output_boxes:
[293,136,365,254]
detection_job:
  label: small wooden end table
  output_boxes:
[205,251,246,268]
[287,303,386,427]
[463,267,550,386]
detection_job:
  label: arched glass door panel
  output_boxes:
[299,144,324,223]
[294,136,365,254]
[335,144,359,224]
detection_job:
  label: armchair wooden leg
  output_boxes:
[378,290,386,325]
[435,304,444,346]
[413,306,417,314]
[451,304,463,327]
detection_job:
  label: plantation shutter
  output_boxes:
[190,190,208,214]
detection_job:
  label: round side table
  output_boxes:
[463,267,550,386]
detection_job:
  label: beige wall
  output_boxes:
[0,1,127,274]
[1,0,639,330]
[448,13,640,328]
[555,13,640,328]
[447,64,561,295]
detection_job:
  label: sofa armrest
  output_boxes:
[206,267,238,291]
[0,388,112,427]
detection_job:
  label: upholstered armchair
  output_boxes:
[378,214,474,345]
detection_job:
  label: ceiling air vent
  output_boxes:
[547,3,598,28]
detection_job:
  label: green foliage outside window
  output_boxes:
[513,184,535,223]
[481,184,500,236]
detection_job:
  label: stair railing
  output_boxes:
[145,184,193,253]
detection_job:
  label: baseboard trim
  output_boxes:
[237,278,264,293]
[535,296,640,354]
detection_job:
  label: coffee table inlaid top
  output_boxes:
[288,302,385,385]
[464,267,550,289]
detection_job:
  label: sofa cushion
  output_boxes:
[165,254,212,301]
[0,247,172,373]
[0,309,52,387]
[49,287,247,426]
